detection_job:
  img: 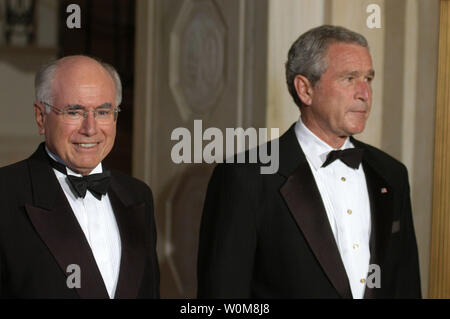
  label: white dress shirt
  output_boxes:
[294,119,371,299]
[46,147,122,298]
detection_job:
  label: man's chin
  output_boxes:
[346,121,367,135]
[67,161,99,175]
[349,130,365,137]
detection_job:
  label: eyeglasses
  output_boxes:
[41,102,121,124]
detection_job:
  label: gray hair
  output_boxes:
[35,56,123,112]
[285,25,369,108]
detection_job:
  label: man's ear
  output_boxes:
[294,75,314,106]
[34,102,46,135]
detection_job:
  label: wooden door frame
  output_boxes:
[429,0,450,299]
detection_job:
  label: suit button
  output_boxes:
[360,278,366,284]
[341,177,346,182]
[353,244,359,249]
[347,209,352,215]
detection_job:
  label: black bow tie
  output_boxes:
[47,154,111,200]
[66,173,111,200]
[322,148,364,169]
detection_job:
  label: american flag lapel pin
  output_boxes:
[381,187,388,194]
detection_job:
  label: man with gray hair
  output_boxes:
[198,25,421,298]
[0,55,159,298]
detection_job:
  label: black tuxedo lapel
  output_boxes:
[351,139,395,299]
[109,178,147,299]
[24,144,148,298]
[25,144,109,298]
[278,126,352,299]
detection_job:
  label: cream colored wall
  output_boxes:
[266,0,438,297]
[330,0,385,147]
[266,0,325,135]
[0,0,58,166]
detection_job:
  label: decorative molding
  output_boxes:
[132,0,269,298]
[164,165,212,297]
[429,0,450,299]
[169,0,226,120]
[133,0,158,185]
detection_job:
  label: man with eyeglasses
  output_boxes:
[0,55,159,298]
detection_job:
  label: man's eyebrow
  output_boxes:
[338,70,375,77]
[66,104,84,110]
[65,103,112,110]
[96,103,112,109]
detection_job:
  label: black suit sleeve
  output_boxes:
[395,166,421,298]
[144,184,160,299]
[197,164,258,298]
[0,246,3,297]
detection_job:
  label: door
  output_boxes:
[134,0,268,298]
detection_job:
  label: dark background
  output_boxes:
[59,0,136,175]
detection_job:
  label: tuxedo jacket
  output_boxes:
[0,143,159,298]
[197,125,421,298]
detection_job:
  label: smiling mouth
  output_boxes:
[74,143,99,148]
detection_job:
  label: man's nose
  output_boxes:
[355,81,371,102]
[78,111,98,136]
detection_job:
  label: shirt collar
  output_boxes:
[45,145,103,176]
[294,117,355,171]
